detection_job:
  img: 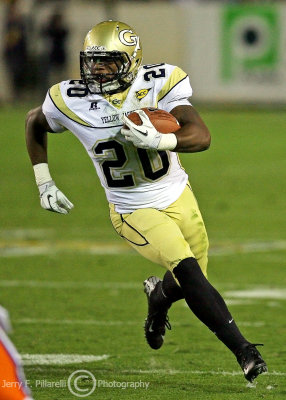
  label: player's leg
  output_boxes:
[0,307,33,400]
[172,257,267,381]
[109,203,193,349]
[163,185,267,381]
[109,197,267,381]
[158,183,209,304]
[163,185,247,352]
[109,203,194,269]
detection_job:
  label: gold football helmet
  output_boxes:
[80,20,142,95]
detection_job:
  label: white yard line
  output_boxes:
[119,369,286,377]
[13,317,265,328]
[0,229,53,239]
[19,358,286,377]
[16,318,138,326]
[0,243,131,257]
[1,279,286,303]
[21,354,109,365]
[225,299,256,306]
[0,280,140,289]
[225,289,286,299]
[210,240,286,256]
[1,238,286,257]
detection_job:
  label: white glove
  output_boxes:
[121,110,161,149]
[121,110,177,151]
[38,181,74,214]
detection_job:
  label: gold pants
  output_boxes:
[109,184,209,276]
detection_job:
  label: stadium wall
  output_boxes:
[0,0,285,104]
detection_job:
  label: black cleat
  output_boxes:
[236,343,268,382]
[143,276,171,350]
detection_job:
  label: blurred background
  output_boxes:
[1,0,286,106]
[1,3,285,398]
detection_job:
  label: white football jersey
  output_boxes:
[42,63,192,213]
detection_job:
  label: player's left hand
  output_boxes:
[121,110,162,149]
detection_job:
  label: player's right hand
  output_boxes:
[121,111,162,150]
[38,181,74,214]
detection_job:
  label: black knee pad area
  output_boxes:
[173,257,202,282]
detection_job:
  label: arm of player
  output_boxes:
[121,106,210,153]
[170,105,211,153]
[121,110,178,151]
[25,106,74,214]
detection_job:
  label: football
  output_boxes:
[127,107,181,133]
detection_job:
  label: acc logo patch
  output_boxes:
[136,89,150,100]
[86,45,106,51]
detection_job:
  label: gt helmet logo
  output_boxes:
[119,29,139,47]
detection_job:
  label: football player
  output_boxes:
[0,306,34,400]
[25,20,267,382]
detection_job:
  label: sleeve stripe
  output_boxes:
[157,75,188,104]
[49,84,93,127]
[157,67,188,105]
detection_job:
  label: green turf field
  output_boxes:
[0,106,285,399]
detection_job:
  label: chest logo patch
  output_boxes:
[136,89,150,100]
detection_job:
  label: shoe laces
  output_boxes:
[164,315,172,330]
[149,312,172,331]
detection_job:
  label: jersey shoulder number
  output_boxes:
[142,63,166,82]
[49,81,93,127]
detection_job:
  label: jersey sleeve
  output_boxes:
[157,66,193,113]
[42,90,67,133]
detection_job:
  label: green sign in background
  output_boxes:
[221,5,280,81]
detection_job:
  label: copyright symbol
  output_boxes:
[68,370,96,397]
